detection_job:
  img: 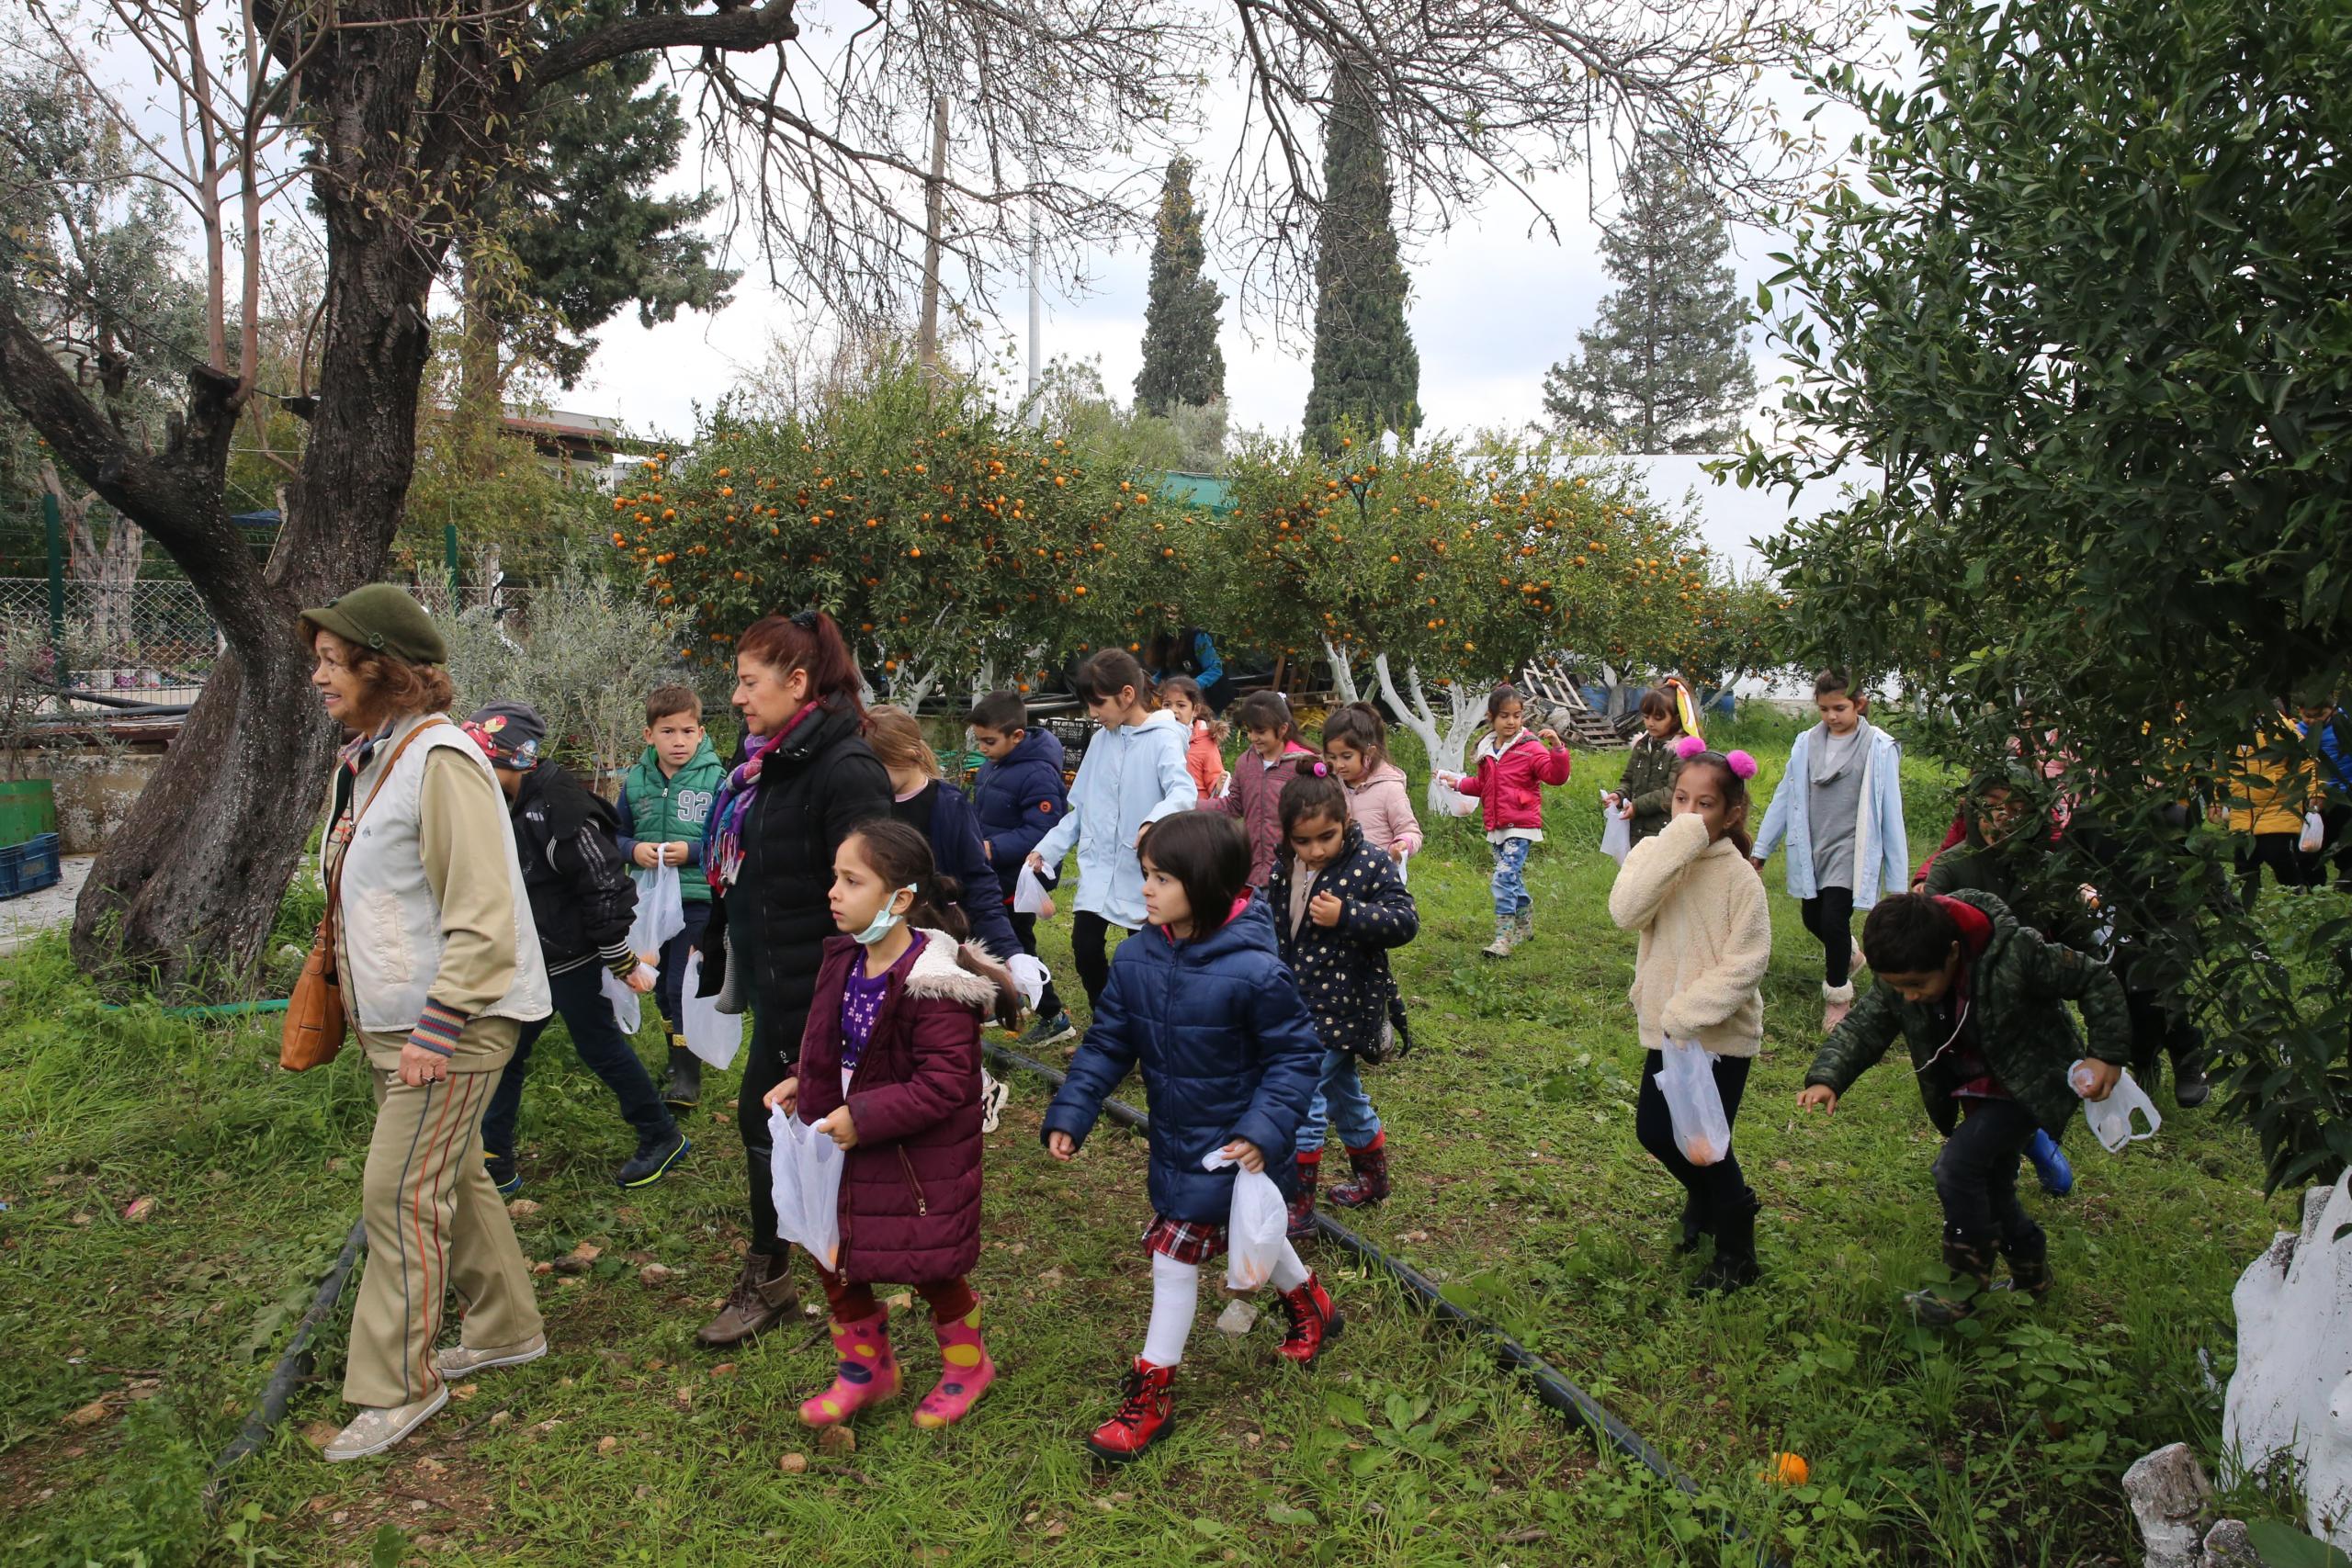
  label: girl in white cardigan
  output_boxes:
[1608,738,1772,1293]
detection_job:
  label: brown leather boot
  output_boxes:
[697,1251,799,1348]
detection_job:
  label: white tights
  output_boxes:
[1139,1242,1312,1368]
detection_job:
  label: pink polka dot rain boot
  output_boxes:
[912,1299,996,1429]
[799,1309,899,1427]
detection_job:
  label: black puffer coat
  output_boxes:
[696,701,893,1065]
[1264,822,1419,1060]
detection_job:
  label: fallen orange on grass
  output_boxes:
[1762,1452,1809,1486]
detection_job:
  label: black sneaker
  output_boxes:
[2172,1056,2211,1109]
[485,1153,522,1199]
[616,1131,691,1189]
[662,1045,702,1110]
[1016,1011,1077,1050]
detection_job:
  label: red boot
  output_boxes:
[1085,1358,1177,1462]
[1286,1150,1321,1240]
[1274,1273,1344,1365]
[1327,1132,1390,1210]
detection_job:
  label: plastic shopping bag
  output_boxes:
[2302,811,2327,855]
[1600,792,1633,865]
[629,859,686,957]
[768,1105,845,1270]
[1005,953,1051,1011]
[2073,1060,2161,1153]
[1655,1038,1733,1167]
[1434,773,1479,818]
[1012,863,1052,916]
[601,963,654,1038]
[1202,1148,1289,1290]
[679,949,742,1069]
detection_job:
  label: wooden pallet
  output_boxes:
[1517,660,1632,749]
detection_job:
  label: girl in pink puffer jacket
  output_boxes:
[1321,702,1423,869]
[1439,683,1573,957]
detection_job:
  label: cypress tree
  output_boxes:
[1542,145,1757,453]
[1304,73,1419,455]
[1133,158,1227,417]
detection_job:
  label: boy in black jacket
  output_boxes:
[467,703,690,1194]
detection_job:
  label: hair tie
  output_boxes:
[1726,750,1758,780]
[789,607,819,630]
[1310,760,1329,777]
[1674,733,1707,760]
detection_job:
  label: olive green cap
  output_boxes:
[300,584,447,665]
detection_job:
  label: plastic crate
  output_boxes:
[0,832,61,900]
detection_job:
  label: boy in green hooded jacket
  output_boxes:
[1798,890,2131,1324]
[616,684,727,1108]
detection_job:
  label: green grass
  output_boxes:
[0,726,2299,1566]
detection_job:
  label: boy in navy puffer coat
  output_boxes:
[968,692,1071,1044]
[1266,765,1418,1237]
[1041,812,1335,1463]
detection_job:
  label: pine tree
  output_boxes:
[1304,73,1419,455]
[1542,146,1756,453]
[1133,158,1226,417]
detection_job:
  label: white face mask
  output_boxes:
[854,885,918,945]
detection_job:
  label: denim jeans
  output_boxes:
[1296,1048,1383,1157]
[1930,1098,2044,1255]
[481,962,676,1162]
[1489,836,1533,919]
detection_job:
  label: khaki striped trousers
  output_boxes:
[345,1021,543,1409]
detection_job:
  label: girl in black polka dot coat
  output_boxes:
[1266,766,1419,1235]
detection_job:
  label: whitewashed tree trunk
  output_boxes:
[968,660,996,707]
[1323,639,1361,705]
[1375,654,1487,812]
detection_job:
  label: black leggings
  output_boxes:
[1800,885,1856,987]
[1634,1049,1754,1225]
[738,997,808,1258]
[2236,831,2317,909]
[1930,1099,2043,1256]
[1071,910,1125,1012]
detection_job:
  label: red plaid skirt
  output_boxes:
[1142,1214,1227,1265]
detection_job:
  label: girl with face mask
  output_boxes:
[762,819,1016,1433]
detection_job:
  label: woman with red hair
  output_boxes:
[693,610,894,1348]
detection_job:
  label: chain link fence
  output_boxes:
[0,577,533,710]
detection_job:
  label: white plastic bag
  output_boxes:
[2302,811,2327,855]
[2073,1059,2162,1153]
[767,1105,845,1270]
[1012,863,1052,916]
[1600,793,1633,864]
[601,963,654,1038]
[679,949,742,1069]
[629,859,686,958]
[1434,773,1479,818]
[1394,851,1410,886]
[1202,1148,1289,1290]
[1005,953,1051,1011]
[1655,1038,1733,1167]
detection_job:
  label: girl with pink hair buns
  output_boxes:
[1607,738,1774,1293]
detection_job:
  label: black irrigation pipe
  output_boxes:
[983,1041,1787,1568]
[203,1218,367,1511]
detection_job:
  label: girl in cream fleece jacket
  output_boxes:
[1607,739,1771,1293]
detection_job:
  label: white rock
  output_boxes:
[2198,1519,2259,1568]
[2122,1443,2211,1568]
[1215,1299,1259,1337]
[2222,1171,2352,1551]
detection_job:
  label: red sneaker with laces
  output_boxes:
[1274,1273,1344,1365]
[1084,1358,1176,1462]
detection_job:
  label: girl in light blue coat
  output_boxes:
[1751,670,1909,1032]
[1028,649,1195,1012]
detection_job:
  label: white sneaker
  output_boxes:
[432,1331,548,1380]
[978,1070,1011,1135]
[322,1385,448,1461]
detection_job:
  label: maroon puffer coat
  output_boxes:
[796,931,1002,1284]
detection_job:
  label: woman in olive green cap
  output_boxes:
[299,585,554,1461]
